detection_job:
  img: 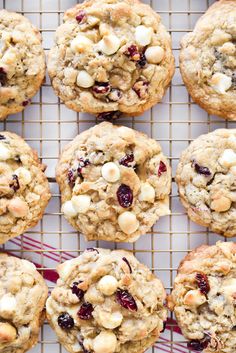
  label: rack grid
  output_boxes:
[0,0,235,352]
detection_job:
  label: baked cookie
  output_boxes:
[0,10,45,120]
[56,122,171,242]
[46,248,167,353]
[0,253,48,353]
[48,0,174,117]
[168,241,236,353]
[176,129,236,237]
[180,0,236,120]
[0,131,51,244]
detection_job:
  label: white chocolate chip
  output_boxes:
[183,290,207,307]
[71,35,92,53]
[71,194,91,213]
[8,197,29,218]
[77,70,95,88]
[135,25,153,46]
[62,200,77,217]
[219,149,236,168]
[98,275,118,296]
[98,34,121,55]
[210,73,232,94]
[93,331,117,353]
[118,212,139,235]
[2,49,16,65]
[0,294,16,318]
[97,310,123,329]
[219,42,236,55]
[138,183,155,202]
[101,162,120,183]
[14,167,31,185]
[145,46,164,64]
[0,143,11,161]
[11,30,24,43]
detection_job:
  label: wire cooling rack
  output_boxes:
[1,0,236,352]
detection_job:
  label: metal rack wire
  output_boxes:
[1,0,236,352]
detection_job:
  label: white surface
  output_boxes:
[0,1,235,353]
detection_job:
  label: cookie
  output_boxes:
[46,248,167,353]
[180,0,236,120]
[0,10,45,120]
[168,241,236,353]
[176,129,236,237]
[47,0,174,117]
[56,122,171,242]
[0,131,51,244]
[0,253,48,353]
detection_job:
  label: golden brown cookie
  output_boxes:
[180,0,236,120]
[46,248,167,353]
[168,242,236,353]
[48,0,174,117]
[0,131,51,244]
[176,129,236,237]
[56,122,171,242]
[0,10,45,120]
[0,254,48,353]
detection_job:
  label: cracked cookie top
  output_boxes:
[0,132,51,244]
[180,0,236,120]
[48,0,174,116]
[0,10,46,120]
[0,254,48,353]
[56,122,171,242]
[176,129,236,238]
[168,242,236,353]
[46,248,167,353]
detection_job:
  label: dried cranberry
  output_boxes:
[0,135,5,140]
[119,153,134,167]
[78,158,90,177]
[125,45,140,61]
[22,100,30,107]
[86,248,99,254]
[133,80,149,99]
[116,289,137,312]
[158,161,167,177]
[137,52,147,68]
[71,282,84,300]
[187,335,211,351]
[10,175,20,192]
[0,68,7,86]
[117,184,133,208]
[76,10,86,23]
[78,302,94,320]
[58,313,74,329]
[196,273,210,295]
[92,82,111,96]
[122,257,132,273]
[194,163,211,177]
[68,169,76,186]
[97,111,121,121]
